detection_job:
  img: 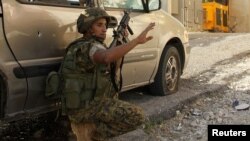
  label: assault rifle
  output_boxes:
[109,10,134,92]
[109,10,134,48]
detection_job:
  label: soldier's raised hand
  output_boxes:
[136,22,155,44]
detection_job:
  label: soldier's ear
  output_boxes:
[87,28,95,36]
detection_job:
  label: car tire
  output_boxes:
[150,45,181,96]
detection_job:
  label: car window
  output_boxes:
[103,0,144,10]
[148,0,160,10]
[18,0,96,7]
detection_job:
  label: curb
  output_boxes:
[111,84,226,141]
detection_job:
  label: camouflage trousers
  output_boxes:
[68,97,145,141]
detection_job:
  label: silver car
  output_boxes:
[0,0,190,121]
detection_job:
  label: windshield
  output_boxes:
[103,0,144,10]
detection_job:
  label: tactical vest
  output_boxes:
[45,37,116,114]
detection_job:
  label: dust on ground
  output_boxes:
[145,33,250,141]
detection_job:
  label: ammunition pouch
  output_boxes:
[63,73,96,109]
[45,71,61,100]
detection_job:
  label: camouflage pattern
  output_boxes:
[77,7,117,34]
[61,37,116,109]
[61,37,145,140]
[69,97,145,140]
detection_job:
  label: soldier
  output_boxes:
[61,7,155,141]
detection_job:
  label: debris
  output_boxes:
[235,103,250,111]
[232,99,239,108]
[175,123,182,131]
[191,109,202,116]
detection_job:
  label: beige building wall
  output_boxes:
[182,0,203,31]
[161,0,250,32]
[161,0,203,32]
[229,0,250,32]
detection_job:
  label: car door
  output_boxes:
[128,11,159,85]
[103,0,159,90]
[2,0,82,114]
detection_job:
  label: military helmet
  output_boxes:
[77,7,117,34]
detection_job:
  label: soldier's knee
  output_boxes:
[135,107,146,125]
[125,105,146,127]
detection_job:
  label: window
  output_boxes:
[202,0,214,3]
[148,0,160,10]
[18,0,97,7]
[215,0,228,6]
[103,0,144,10]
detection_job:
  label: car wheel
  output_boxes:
[150,46,181,96]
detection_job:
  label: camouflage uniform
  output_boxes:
[61,8,145,140]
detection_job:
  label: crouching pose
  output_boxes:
[61,7,155,141]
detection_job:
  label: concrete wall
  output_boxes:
[182,0,203,31]
[161,0,203,32]
[229,0,250,32]
[161,0,250,32]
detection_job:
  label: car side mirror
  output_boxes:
[147,0,160,11]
